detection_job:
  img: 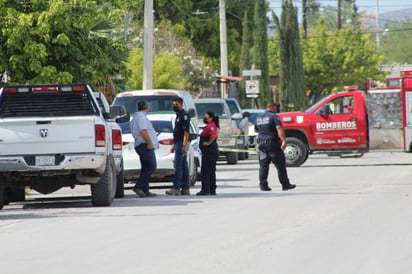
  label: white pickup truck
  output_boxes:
[0,84,129,209]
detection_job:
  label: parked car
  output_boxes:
[243,109,265,148]
[224,98,250,159]
[194,98,242,164]
[121,114,198,186]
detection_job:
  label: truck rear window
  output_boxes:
[113,95,176,115]
[0,86,99,118]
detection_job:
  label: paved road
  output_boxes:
[1,151,412,274]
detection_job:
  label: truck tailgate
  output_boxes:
[0,117,97,156]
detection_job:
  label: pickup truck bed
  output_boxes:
[0,84,129,209]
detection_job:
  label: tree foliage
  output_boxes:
[238,11,252,107]
[126,47,187,90]
[252,0,270,107]
[302,19,384,97]
[273,0,306,111]
[153,0,254,76]
[380,19,412,64]
[0,0,126,86]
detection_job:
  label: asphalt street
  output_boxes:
[1,151,412,274]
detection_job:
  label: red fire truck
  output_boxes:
[278,89,369,167]
[280,70,412,167]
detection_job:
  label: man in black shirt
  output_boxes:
[254,102,296,191]
[166,97,191,195]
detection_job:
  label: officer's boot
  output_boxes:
[260,182,271,191]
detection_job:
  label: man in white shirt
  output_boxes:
[130,101,159,197]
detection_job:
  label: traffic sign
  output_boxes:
[246,94,259,98]
[246,80,259,94]
[242,70,262,77]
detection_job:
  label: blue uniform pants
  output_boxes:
[172,141,189,190]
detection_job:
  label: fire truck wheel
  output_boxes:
[284,137,308,167]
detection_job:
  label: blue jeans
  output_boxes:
[135,143,157,193]
[172,141,189,190]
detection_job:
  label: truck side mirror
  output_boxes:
[232,113,242,120]
[188,133,198,142]
[110,105,130,123]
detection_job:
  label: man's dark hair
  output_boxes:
[266,101,280,113]
[172,96,183,105]
[137,100,148,111]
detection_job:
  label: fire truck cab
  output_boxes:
[277,89,369,167]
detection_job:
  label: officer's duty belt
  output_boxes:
[256,139,277,144]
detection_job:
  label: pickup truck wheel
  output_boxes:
[91,157,115,206]
[284,137,308,167]
[4,186,25,205]
[227,152,238,164]
[115,160,125,198]
[238,146,246,160]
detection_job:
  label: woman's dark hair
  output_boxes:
[206,111,220,129]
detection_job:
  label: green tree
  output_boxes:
[153,0,254,77]
[252,0,270,107]
[239,11,252,107]
[380,19,412,63]
[302,19,384,97]
[126,47,188,90]
[273,0,306,111]
[0,1,126,86]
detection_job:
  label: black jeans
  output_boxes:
[258,143,290,187]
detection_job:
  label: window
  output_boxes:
[327,96,355,115]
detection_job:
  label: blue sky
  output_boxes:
[268,0,412,16]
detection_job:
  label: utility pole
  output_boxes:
[219,0,228,98]
[375,0,380,50]
[302,0,307,38]
[337,0,342,29]
[143,0,154,89]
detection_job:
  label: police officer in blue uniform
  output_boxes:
[254,102,296,191]
[166,97,191,196]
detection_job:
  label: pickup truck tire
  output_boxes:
[227,152,238,164]
[238,146,246,160]
[115,160,125,198]
[4,186,25,205]
[284,137,308,167]
[91,157,115,206]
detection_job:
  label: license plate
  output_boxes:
[35,156,55,166]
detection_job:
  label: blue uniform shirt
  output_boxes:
[173,109,190,142]
[254,111,283,140]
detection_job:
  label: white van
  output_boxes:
[112,89,198,130]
